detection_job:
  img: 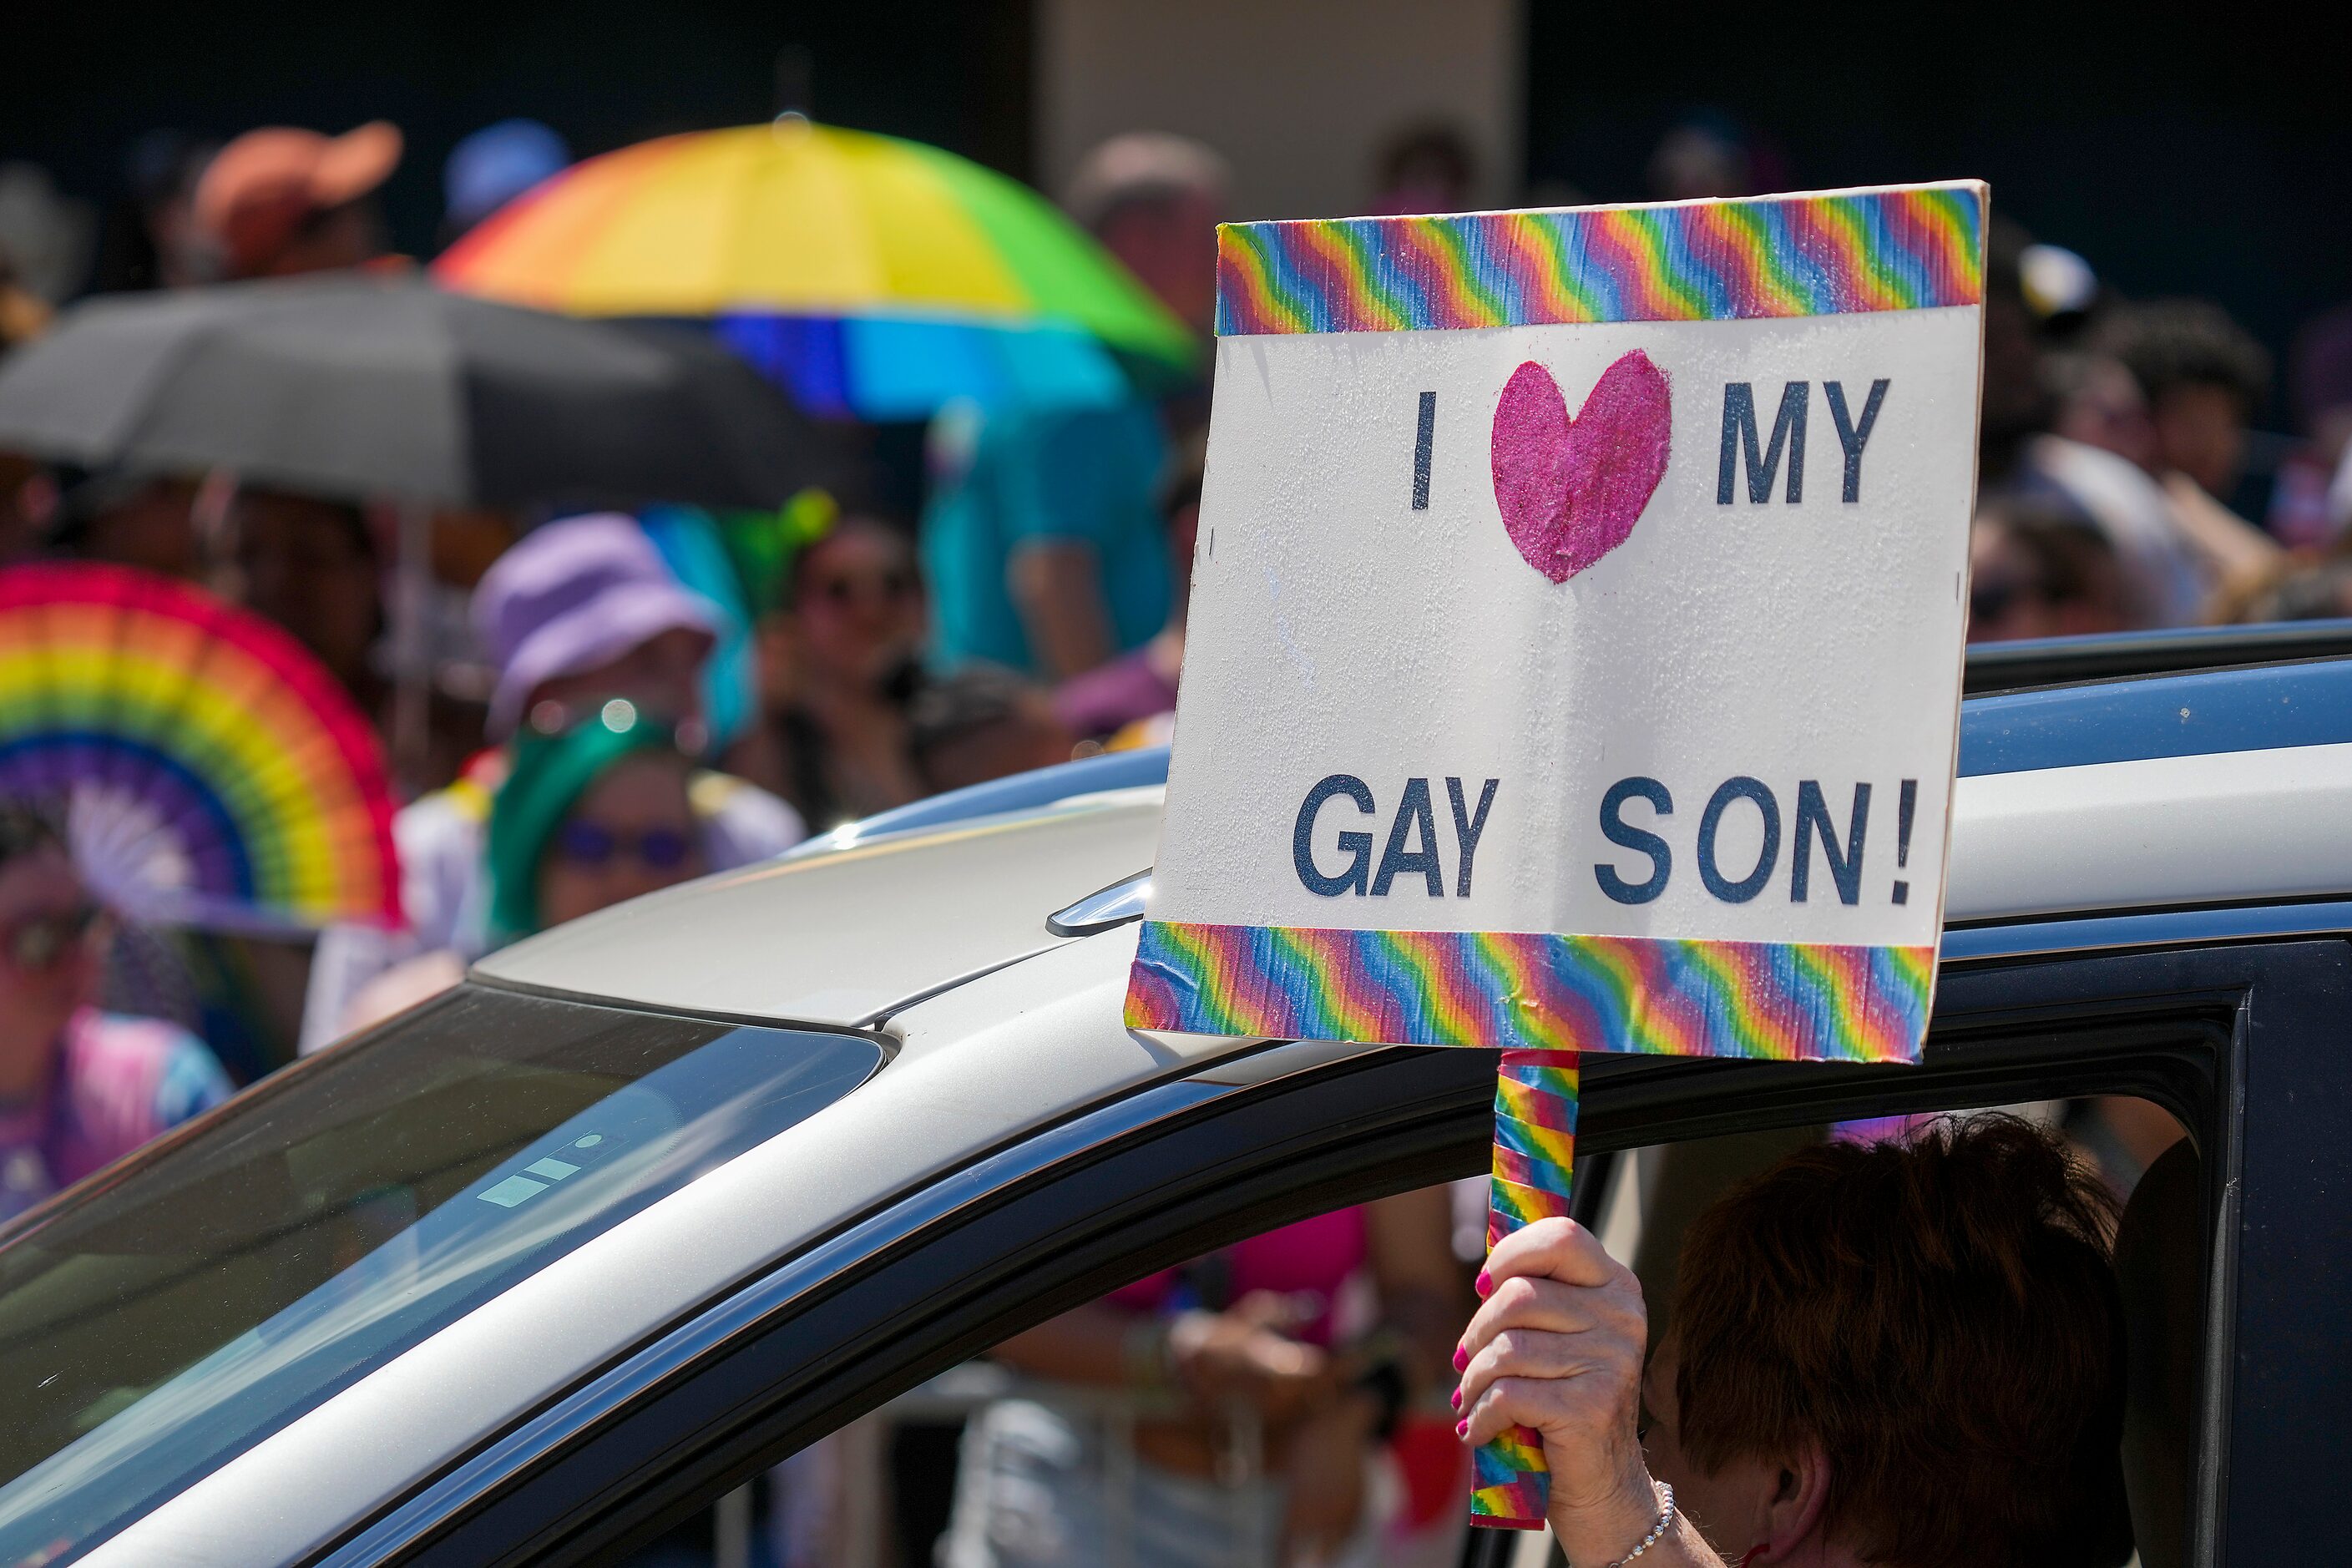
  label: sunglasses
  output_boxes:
[1969,575,2037,625]
[3,903,102,972]
[553,820,693,872]
[808,569,917,608]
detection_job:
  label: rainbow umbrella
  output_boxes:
[434,119,1197,419]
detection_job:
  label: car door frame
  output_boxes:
[320,933,2349,1568]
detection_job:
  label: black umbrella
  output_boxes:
[0,274,828,511]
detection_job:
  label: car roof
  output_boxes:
[479,651,2352,1024]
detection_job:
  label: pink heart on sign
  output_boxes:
[1490,351,1672,583]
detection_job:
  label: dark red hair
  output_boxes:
[1672,1115,2132,1567]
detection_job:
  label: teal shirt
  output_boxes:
[922,400,1172,674]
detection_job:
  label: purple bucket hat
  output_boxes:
[474,513,718,738]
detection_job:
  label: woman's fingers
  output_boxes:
[1456,1374,1552,1449]
[1484,1216,1621,1292]
[1454,1222,1643,1379]
[1457,1271,1643,1359]
[1457,1362,1632,1449]
[1455,1326,1640,1428]
[1452,1216,1645,1442]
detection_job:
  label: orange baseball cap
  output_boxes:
[194,121,403,277]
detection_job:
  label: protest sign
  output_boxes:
[1127,181,1988,1527]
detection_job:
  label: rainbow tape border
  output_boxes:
[1216,183,1984,337]
[1125,923,1934,1063]
[1474,1049,1581,1528]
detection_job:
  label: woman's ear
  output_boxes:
[1755,1441,1831,1561]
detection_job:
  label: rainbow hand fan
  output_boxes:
[0,563,401,934]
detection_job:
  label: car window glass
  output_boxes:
[0,984,884,1565]
[663,1178,1485,1568]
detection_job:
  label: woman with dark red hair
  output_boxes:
[1454,1116,2133,1567]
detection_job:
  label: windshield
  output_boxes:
[0,983,883,1563]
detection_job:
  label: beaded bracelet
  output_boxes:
[1601,1482,1676,1568]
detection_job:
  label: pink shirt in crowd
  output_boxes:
[0,1009,232,1221]
[1106,1206,1368,1347]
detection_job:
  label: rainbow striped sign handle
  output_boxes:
[1470,1048,1581,1530]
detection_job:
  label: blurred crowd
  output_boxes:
[1969,221,2352,640]
[0,115,1240,1216]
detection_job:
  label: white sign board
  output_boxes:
[1128,183,1985,1064]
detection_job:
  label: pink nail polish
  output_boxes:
[1452,1344,1469,1373]
[1455,1419,1469,1439]
[1474,1269,1492,1297]
[1449,1387,1463,1411]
